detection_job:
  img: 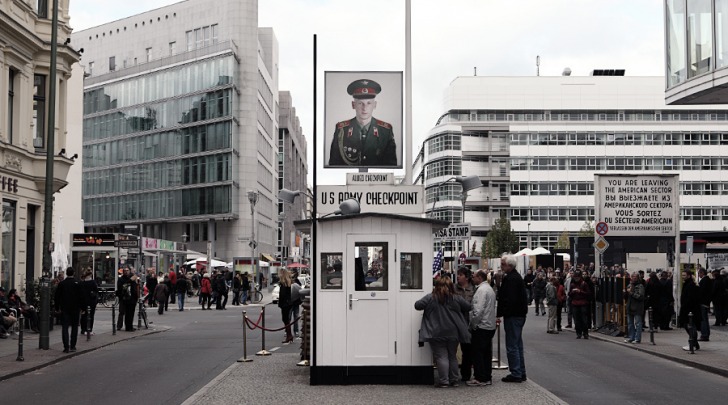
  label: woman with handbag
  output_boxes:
[415,277,472,388]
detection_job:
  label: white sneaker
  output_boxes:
[624,338,632,343]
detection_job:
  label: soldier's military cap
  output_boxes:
[347,79,381,99]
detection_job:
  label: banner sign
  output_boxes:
[707,253,728,270]
[594,174,679,237]
[317,185,423,215]
[433,223,471,241]
[346,172,395,185]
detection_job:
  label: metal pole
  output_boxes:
[40,0,60,351]
[237,310,253,362]
[16,314,24,361]
[648,307,655,345]
[112,304,116,336]
[404,0,412,184]
[86,305,91,341]
[256,305,271,356]
[492,320,508,370]
[688,312,695,354]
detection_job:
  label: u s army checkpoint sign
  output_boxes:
[317,185,424,216]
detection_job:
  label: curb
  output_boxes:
[0,327,170,382]
[562,328,728,379]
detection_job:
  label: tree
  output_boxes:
[481,217,519,258]
[577,220,594,237]
[555,229,570,249]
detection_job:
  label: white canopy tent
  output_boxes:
[184,257,227,268]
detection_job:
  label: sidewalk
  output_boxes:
[564,322,728,378]
[183,353,566,405]
[0,309,169,381]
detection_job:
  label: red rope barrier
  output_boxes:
[245,315,301,332]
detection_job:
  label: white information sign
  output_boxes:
[346,173,395,185]
[433,223,471,241]
[317,185,424,216]
[594,174,679,237]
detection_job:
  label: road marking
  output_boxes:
[269,346,281,352]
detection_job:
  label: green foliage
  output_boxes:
[578,220,594,237]
[481,217,519,259]
[555,229,571,249]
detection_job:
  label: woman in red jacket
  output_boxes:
[200,273,212,310]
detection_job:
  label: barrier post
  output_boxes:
[112,304,116,336]
[648,307,655,345]
[256,305,271,356]
[688,312,696,354]
[492,319,508,370]
[237,310,253,362]
[16,314,24,361]
[86,305,92,341]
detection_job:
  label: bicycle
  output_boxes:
[99,290,119,308]
[241,283,263,304]
[137,294,149,329]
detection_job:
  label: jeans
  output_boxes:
[157,299,165,314]
[534,297,545,315]
[547,305,557,332]
[430,340,460,385]
[177,292,185,311]
[503,317,526,379]
[699,305,710,338]
[627,312,643,342]
[61,311,80,350]
[241,289,248,305]
[289,304,300,335]
[471,328,495,382]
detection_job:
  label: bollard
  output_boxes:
[86,305,92,341]
[16,314,24,362]
[648,307,655,345]
[112,304,117,336]
[688,312,696,354]
[256,305,271,356]
[137,298,142,329]
[492,320,508,370]
[237,311,253,363]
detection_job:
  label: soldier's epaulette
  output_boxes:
[337,120,350,129]
[376,120,391,129]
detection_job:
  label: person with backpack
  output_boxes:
[215,272,229,310]
[79,269,99,337]
[176,272,188,311]
[116,267,139,331]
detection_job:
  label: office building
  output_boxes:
[416,73,728,255]
[71,0,293,262]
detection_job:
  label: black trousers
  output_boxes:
[573,305,589,337]
[459,342,474,381]
[123,301,137,330]
[471,328,496,383]
[61,311,80,350]
[80,305,96,333]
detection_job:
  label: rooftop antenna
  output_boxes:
[536,55,540,76]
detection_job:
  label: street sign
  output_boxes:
[114,239,140,248]
[596,221,609,236]
[593,236,609,253]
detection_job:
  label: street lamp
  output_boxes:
[180,232,188,270]
[248,191,259,287]
[527,222,531,249]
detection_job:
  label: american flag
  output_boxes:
[432,248,444,277]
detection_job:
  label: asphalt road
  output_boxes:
[0,302,298,405]
[521,312,725,405]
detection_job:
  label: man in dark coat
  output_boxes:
[54,267,83,353]
[496,254,528,383]
[658,271,675,330]
[712,269,727,326]
[680,270,702,351]
[328,79,397,167]
[697,268,712,341]
[116,267,139,331]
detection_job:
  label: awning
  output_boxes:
[261,254,275,262]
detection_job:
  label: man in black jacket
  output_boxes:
[697,268,712,341]
[680,270,702,351]
[497,254,528,383]
[116,267,139,331]
[55,267,83,352]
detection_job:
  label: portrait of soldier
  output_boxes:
[328,79,398,167]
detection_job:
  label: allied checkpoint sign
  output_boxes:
[317,185,424,216]
[594,174,679,237]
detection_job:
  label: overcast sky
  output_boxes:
[70,0,665,186]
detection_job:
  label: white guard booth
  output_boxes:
[309,212,448,385]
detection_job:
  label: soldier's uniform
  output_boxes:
[328,79,398,167]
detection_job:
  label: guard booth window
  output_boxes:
[354,242,388,291]
[400,252,422,289]
[321,253,343,289]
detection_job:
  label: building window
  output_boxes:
[37,0,48,18]
[211,24,219,43]
[146,47,153,62]
[33,74,47,149]
[186,30,193,51]
[7,69,15,143]
[169,41,176,55]
[88,61,94,76]
[109,56,116,71]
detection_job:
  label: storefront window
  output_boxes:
[72,250,116,287]
[1,200,16,292]
[321,253,342,289]
[400,253,423,290]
